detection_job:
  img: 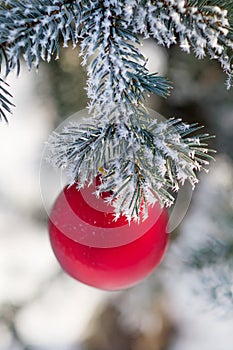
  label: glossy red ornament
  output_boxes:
[48,178,169,290]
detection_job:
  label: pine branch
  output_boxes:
[79,0,172,126]
[187,0,233,28]
[48,113,215,221]
[0,78,14,122]
[48,0,217,221]
[0,0,81,75]
[127,0,233,88]
[0,0,219,220]
[188,0,233,57]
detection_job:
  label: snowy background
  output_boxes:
[0,42,233,349]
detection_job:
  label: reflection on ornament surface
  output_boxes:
[48,179,169,290]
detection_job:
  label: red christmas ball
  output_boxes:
[48,179,169,290]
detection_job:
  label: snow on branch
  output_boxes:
[48,114,215,221]
[79,0,172,125]
[0,0,220,219]
[45,0,217,221]
[126,0,233,88]
[0,0,81,75]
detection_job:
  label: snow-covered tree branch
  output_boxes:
[1,0,232,219]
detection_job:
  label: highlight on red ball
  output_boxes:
[48,175,169,290]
